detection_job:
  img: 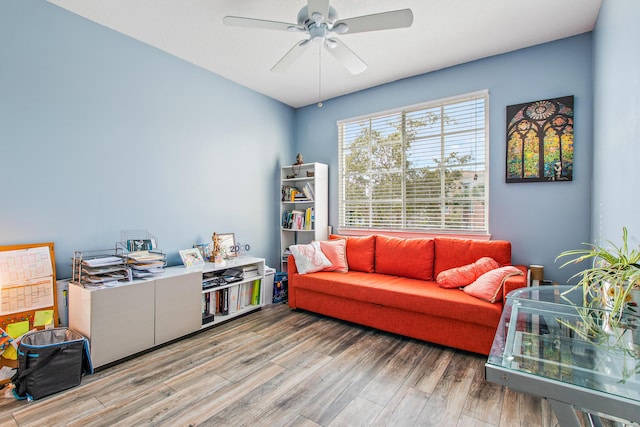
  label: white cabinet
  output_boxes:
[69,267,201,368]
[68,260,266,369]
[69,280,155,368]
[280,162,328,271]
[154,270,202,344]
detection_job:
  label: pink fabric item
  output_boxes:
[319,239,349,273]
[463,266,524,303]
[289,242,332,274]
[436,257,500,288]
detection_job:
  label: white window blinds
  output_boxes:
[338,90,489,234]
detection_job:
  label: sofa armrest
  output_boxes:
[502,265,527,301]
[287,255,298,275]
[287,255,299,308]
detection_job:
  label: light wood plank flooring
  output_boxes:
[1,303,561,427]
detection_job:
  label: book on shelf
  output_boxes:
[251,279,261,305]
[302,182,315,201]
[281,185,291,201]
[240,264,258,276]
[219,288,229,315]
[202,293,215,324]
[242,270,260,279]
[240,282,253,308]
[228,285,239,313]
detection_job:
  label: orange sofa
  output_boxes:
[288,235,527,355]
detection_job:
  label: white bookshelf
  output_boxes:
[280,162,328,271]
[200,257,265,328]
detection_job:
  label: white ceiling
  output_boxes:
[47,0,601,108]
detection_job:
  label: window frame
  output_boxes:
[337,90,490,236]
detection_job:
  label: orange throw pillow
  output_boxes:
[319,239,349,273]
[330,234,375,273]
[463,266,523,303]
[436,257,500,289]
[375,235,434,280]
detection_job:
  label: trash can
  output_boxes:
[13,327,92,401]
[263,266,276,305]
[273,272,288,303]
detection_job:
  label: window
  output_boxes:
[338,90,488,234]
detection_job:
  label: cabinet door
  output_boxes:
[155,272,201,344]
[90,282,155,368]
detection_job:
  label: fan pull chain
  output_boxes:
[317,45,323,108]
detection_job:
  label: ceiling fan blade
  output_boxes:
[223,16,298,32]
[271,40,310,73]
[307,0,330,21]
[334,9,413,35]
[325,38,367,75]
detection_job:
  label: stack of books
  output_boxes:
[282,207,315,230]
[281,183,314,202]
[241,264,259,279]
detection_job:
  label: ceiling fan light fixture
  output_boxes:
[311,12,324,24]
[325,38,338,49]
[331,22,349,34]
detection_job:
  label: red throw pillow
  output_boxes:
[330,234,375,273]
[374,235,434,280]
[436,257,500,289]
[319,239,348,273]
[463,266,523,303]
[434,238,511,276]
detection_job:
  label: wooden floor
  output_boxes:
[0,303,560,427]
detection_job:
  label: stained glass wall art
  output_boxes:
[506,95,574,183]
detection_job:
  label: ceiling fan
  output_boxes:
[223,0,413,75]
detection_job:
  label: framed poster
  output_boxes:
[218,233,238,259]
[179,248,204,268]
[506,95,574,183]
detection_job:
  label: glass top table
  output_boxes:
[485,285,639,427]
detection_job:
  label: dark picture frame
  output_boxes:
[506,95,574,183]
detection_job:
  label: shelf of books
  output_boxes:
[200,256,265,328]
[280,162,328,271]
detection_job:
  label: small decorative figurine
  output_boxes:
[291,153,304,177]
[211,232,223,264]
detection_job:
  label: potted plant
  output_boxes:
[556,227,639,381]
[556,227,640,323]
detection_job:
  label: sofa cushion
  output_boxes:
[330,234,375,273]
[463,266,524,303]
[436,257,500,289]
[375,235,434,280]
[434,238,511,276]
[319,239,348,273]
[289,242,332,274]
[292,271,502,328]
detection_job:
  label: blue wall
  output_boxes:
[0,1,294,276]
[2,1,617,285]
[294,34,594,283]
[592,0,640,249]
